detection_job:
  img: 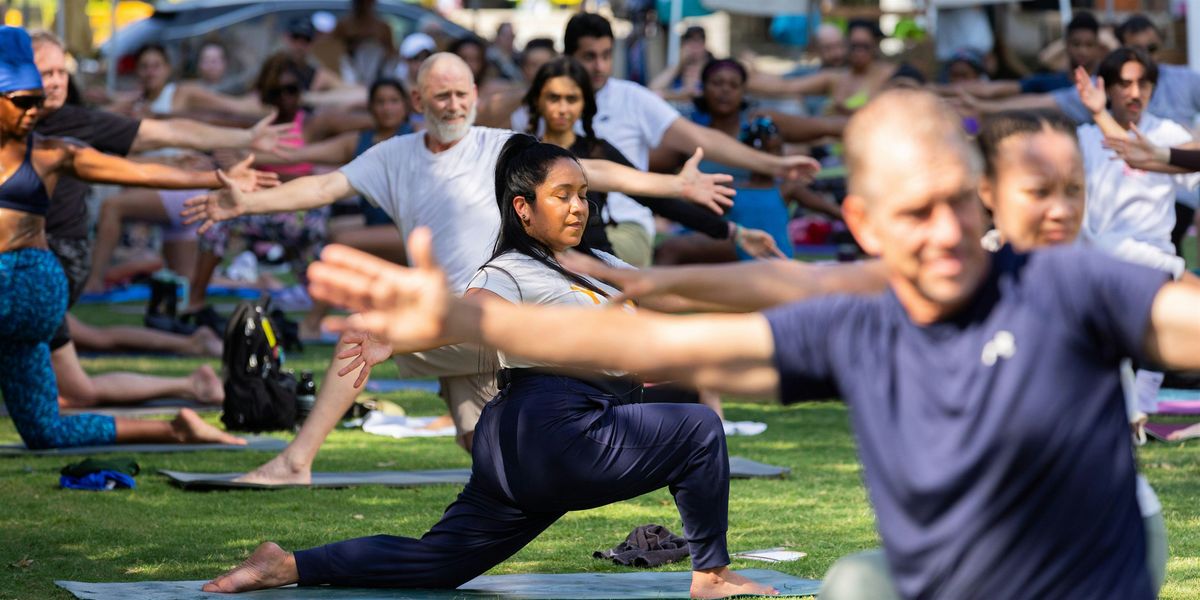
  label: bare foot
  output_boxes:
[172,409,246,445]
[691,567,779,599]
[202,542,298,593]
[1168,422,1200,441]
[422,414,455,430]
[190,327,224,357]
[189,365,225,405]
[235,452,312,485]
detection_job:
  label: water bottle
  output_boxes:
[296,371,317,423]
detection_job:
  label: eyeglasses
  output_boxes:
[2,92,46,111]
[849,42,874,52]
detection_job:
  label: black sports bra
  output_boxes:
[0,135,50,216]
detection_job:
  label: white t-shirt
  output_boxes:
[466,250,633,369]
[1078,114,1199,279]
[512,78,680,237]
[339,127,513,293]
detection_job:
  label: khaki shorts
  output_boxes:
[393,343,500,449]
[605,221,653,268]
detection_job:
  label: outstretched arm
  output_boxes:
[746,70,834,98]
[253,132,358,166]
[39,139,276,192]
[309,231,781,396]
[580,148,736,215]
[560,251,889,313]
[131,111,299,154]
[759,110,847,143]
[1144,279,1200,370]
[660,117,820,181]
[181,170,355,234]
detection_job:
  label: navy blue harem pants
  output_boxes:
[293,373,730,588]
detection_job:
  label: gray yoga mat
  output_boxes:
[0,436,286,457]
[730,456,790,479]
[160,456,788,490]
[161,469,472,490]
[57,569,821,599]
[60,398,221,417]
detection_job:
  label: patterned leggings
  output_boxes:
[0,248,115,449]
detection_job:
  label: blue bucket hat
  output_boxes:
[0,27,44,94]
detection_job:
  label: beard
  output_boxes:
[425,103,477,144]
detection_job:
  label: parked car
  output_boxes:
[96,0,476,89]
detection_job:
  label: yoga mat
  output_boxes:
[78,285,260,305]
[159,456,787,490]
[1159,388,1200,402]
[60,399,220,417]
[0,436,286,457]
[1155,401,1200,415]
[161,468,472,490]
[364,379,441,394]
[730,456,790,479]
[1145,422,1200,443]
[57,569,821,599]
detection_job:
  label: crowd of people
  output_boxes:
[2,6,1200,598]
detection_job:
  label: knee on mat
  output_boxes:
[818,551,898,600]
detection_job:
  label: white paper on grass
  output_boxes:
[734,548,808,563]
[361,411,456,438]
[723,421,768,436]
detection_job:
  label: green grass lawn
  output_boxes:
[4,237,1200,600]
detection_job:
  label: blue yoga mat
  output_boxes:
[78,284,261,305]
[1159,388,1200,402]
[365,379,442,394]
[57,569,822,598]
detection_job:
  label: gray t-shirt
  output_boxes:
[339,126,513,293]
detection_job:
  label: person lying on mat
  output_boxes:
[562,109,1173,598]
[202,133,778,599]
[181,53,806,484]
[296,90,1200,599]
[0,27,245,449]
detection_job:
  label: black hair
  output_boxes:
[692,58,748,115]
[522,57,598,153]
[1066,12,1099,36]
[368,77,406,103]
[255,51,310,104]
[367,77,412,120]
[488,134,609,297]
[682,25,706,42]
[523,38,556,54]
[135,43,169,65]
[1096,46,1157,90]
[565,13,613,56]
[977,110,1078,178]
[846,19,883,40]
[1116,14,1160,45]
[889,62,927,85]
[450,36,486,56]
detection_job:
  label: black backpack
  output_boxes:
[220,298,298,432]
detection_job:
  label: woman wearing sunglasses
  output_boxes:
[0,27,246,449]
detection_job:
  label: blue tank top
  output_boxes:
[0,136,50,217]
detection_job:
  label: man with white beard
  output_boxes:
[182,53,779,483]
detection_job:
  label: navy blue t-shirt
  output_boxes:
[1019,71,1073,94]
[765,245,1167,600]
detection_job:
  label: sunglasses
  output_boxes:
[3,92,46,111]
[266,84,302,100]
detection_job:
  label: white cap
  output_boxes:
[312,11,337,34]
[400,32,437,59]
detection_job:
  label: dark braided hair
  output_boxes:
[522,56,599,156]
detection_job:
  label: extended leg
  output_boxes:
[205,482,561,591]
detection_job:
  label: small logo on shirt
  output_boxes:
[981,330,1016,366]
